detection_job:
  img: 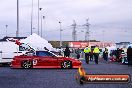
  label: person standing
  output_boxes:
[127,46,132,66]
[84,46,91,64]
[89,49,93,61]
[103,48,108,61]
[93,45,100,64]
[115,48,120,62]
[64,46,71,57]
[75,48,80,59]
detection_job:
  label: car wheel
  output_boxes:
[61,61,72,69]
[22,60,32,69]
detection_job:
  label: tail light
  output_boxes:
[13,56,17,60]
[13,57,15,60]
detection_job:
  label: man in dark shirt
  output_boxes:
[127,46,132,66]
[64,46,71,57]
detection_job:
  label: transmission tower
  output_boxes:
[85,19,90,41]
[71,20,77,41]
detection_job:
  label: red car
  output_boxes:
[11,51,82,69]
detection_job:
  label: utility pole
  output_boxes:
[85,19,90,41]
[71,20,77,41]
[31,0,33,35]
[38,0,40,35]
[16,0,19,37]
[83,19,90,46]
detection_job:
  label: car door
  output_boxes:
[37,51,58,68]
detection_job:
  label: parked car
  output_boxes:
[11,51,82,69]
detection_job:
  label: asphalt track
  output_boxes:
[0,60,132,88]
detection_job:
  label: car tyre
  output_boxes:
[61,61,72,69]
[21,60,32,69]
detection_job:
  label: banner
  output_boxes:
[69,42,116,48]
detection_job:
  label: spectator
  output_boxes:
[127,46,132,66]
[115,48,120,62]
[75,48,80,59]
[93,45,100,64]
[89,49,93,61]
[103,48,108,61]
[84,46,91,64]
[64,46,71,57]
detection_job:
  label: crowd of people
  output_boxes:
[109,48,125,62]
[62,45,100,64]
[59,45,132,66]
[83,45,100,64]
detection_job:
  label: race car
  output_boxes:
[11,51,82,69]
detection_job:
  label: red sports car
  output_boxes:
[11,51,82,69]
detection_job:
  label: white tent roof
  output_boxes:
[20,33,53,51]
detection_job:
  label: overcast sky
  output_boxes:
[0,0,132,42]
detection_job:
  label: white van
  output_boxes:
[0,41,34,64]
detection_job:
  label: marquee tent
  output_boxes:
[20,33,53,51]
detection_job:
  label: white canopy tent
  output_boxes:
[20,33,53,51]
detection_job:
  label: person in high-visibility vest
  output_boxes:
[93,45,100,64]
[84,46,91,64]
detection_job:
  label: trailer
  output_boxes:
[0,41,33,65]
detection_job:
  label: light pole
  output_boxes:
[31,0,33,35]
[5,25,8,37]
[16,0,19,37]
[41,16,45,37]
[32,27,36,33]
[39,8,44,37]
[59,21,62,48]
[38,0,40,35]
[102,30,105,48]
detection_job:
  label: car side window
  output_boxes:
[36,51,53,57]
[19,43,31,51]
[19,45,25,51]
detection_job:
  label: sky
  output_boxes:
[0,0,132,42]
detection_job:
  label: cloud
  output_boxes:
[0,0,132,42]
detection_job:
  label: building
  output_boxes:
[49,41,116,49]
[116,42,130,48]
